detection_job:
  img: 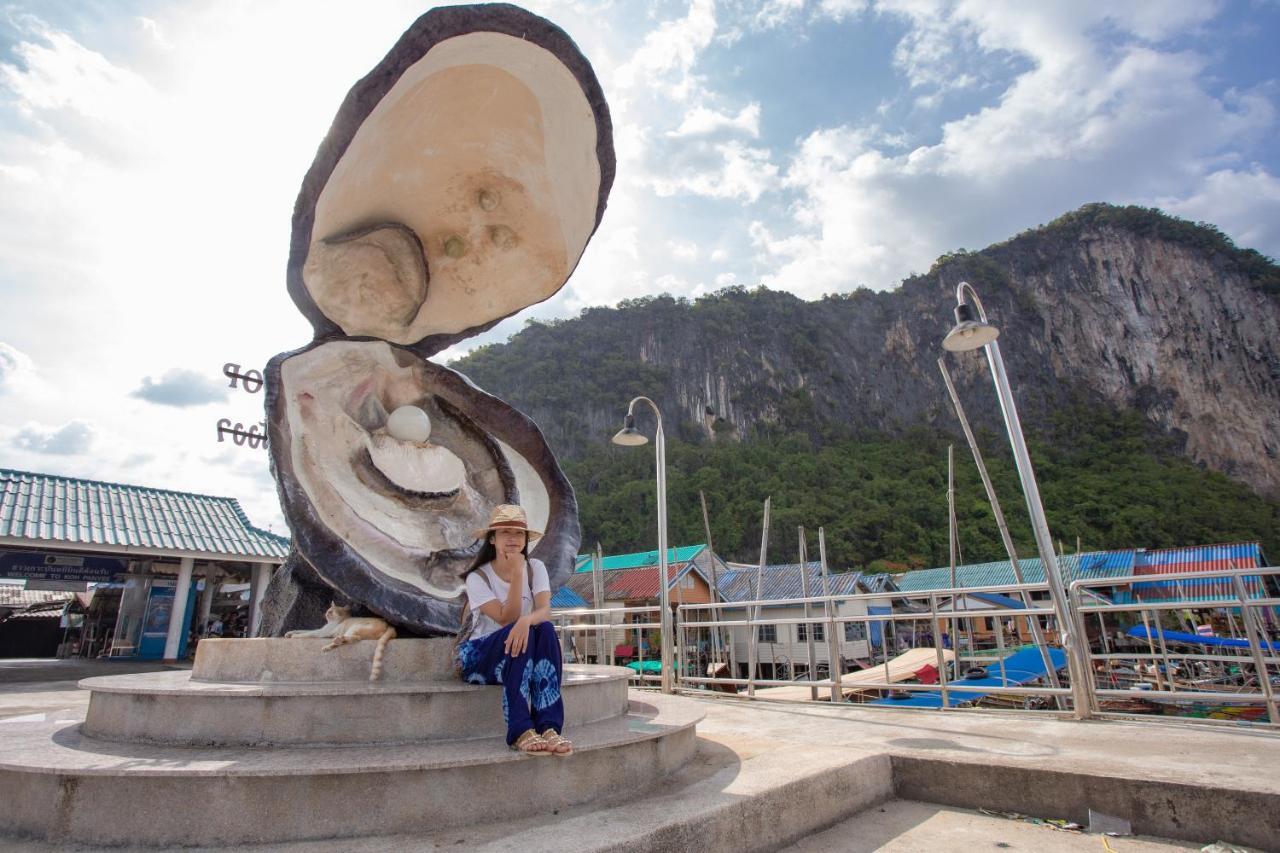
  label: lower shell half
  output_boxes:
[265,338,579,635]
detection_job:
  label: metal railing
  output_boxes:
[548,604,665,687]
[1068,566,1279,727]
[551,567,1280,729]
[675,582,1076,713]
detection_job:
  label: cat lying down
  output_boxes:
[285,603,396,681]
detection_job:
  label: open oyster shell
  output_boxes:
[267,339,578,635]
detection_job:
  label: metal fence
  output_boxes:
[547,604,665,687]
[674,582,1077,713]
[549,567,1280,728]
[1068,566,1279,727]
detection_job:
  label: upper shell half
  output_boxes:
[288,4,615,357]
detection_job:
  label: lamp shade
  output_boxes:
[942,301,999,352]
[942,319,999,352]
[611,413,648,446]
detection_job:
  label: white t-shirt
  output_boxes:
[465,559,551,641]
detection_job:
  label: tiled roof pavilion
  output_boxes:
[0,469,290,563]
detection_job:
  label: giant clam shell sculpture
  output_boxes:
[265,4,612,635]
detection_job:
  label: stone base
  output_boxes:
[191,637,456,683]
[81,665,631,746]
[0,695,702,847]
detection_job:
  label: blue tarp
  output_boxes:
[1125,625,1254,649]
[870,646,1068,708]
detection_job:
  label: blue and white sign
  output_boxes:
[0,551,128,583]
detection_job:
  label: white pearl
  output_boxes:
[386,405,432,443]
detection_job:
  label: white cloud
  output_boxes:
[131,368,230,408]
[12,420,96,455]
[652,139,780,201]
[668,102,761,138]
[613,0,716,101]
[1161,167,1280,253]
[668,239,700,261]
[0,342,35,393]
[755,2,1280,295]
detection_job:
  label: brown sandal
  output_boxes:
[511,729,551,756]
[541,728,573,756]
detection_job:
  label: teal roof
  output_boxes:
[574,544,708,572]
[895,550,1136,592]
[0,469,290,560]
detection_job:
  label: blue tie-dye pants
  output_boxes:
[456,621,565,746]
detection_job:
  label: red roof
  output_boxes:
[563,562,690,602]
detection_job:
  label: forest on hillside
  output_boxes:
[565,401,1280,572]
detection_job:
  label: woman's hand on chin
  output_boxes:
[505,616,531,657]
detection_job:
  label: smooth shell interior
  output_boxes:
[279,340,550,598]
[304,31,601,344]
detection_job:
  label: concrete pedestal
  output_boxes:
[0,638,703,847]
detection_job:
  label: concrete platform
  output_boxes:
[191,637,455,683]
[0,693,703,847]
[81,664,630,746]
[1,680,1275,851]
[782,800,1199,851]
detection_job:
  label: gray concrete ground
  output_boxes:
[0,658,184,719]
[0,664,1273,851]
[783,800,1200,852]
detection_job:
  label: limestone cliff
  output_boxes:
[453,205,1280,498]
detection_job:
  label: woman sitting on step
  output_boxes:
[454,504,572,756]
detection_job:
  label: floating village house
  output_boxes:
[716,562,878,680]
[892,542,1274,650]
[0,469,289,660]
[560,544,725,663]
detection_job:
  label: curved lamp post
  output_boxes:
[942,281,1091,717]
[612,397,673,694]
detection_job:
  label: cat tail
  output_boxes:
[370,626,396,682]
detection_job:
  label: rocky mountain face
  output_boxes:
[452,205,1280,499]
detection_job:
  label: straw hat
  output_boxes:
[473,504,543,542]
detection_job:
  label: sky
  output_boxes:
[0,0,1277,534]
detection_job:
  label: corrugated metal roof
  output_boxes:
[1129,542,1266,602]
[562,561,700,601]
[716,563,865,603]
[894,551,1139,592]
[0,585,74,608]
[573,544,708,572]
[861,572,898,594]
[0,469,290,560]
[550,586,587,608]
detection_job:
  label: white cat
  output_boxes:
[286,604,396,681]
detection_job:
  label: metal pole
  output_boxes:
[655,412,672,693]
[1231,573,1278,726]
[699,491,725,668]
[592,544,604,665]
[932,593,950,709]
[799,527,818,700]
[819,528,842,703]
[947,444,962,669]
[938,358,1062,698]
[978,331,1089,717]
[747,497,771,698]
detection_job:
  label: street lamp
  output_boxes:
[941,281,1092,717]
[611,397,674,693]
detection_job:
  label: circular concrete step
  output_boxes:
[191,637,456,683]
[0,694,702,848]
[81,664,630,746]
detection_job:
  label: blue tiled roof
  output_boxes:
[894,550,1137,592]
[968,591,1027,610]
[0,469,290,560]
[717,562,865,602]
[550,586,587,608]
